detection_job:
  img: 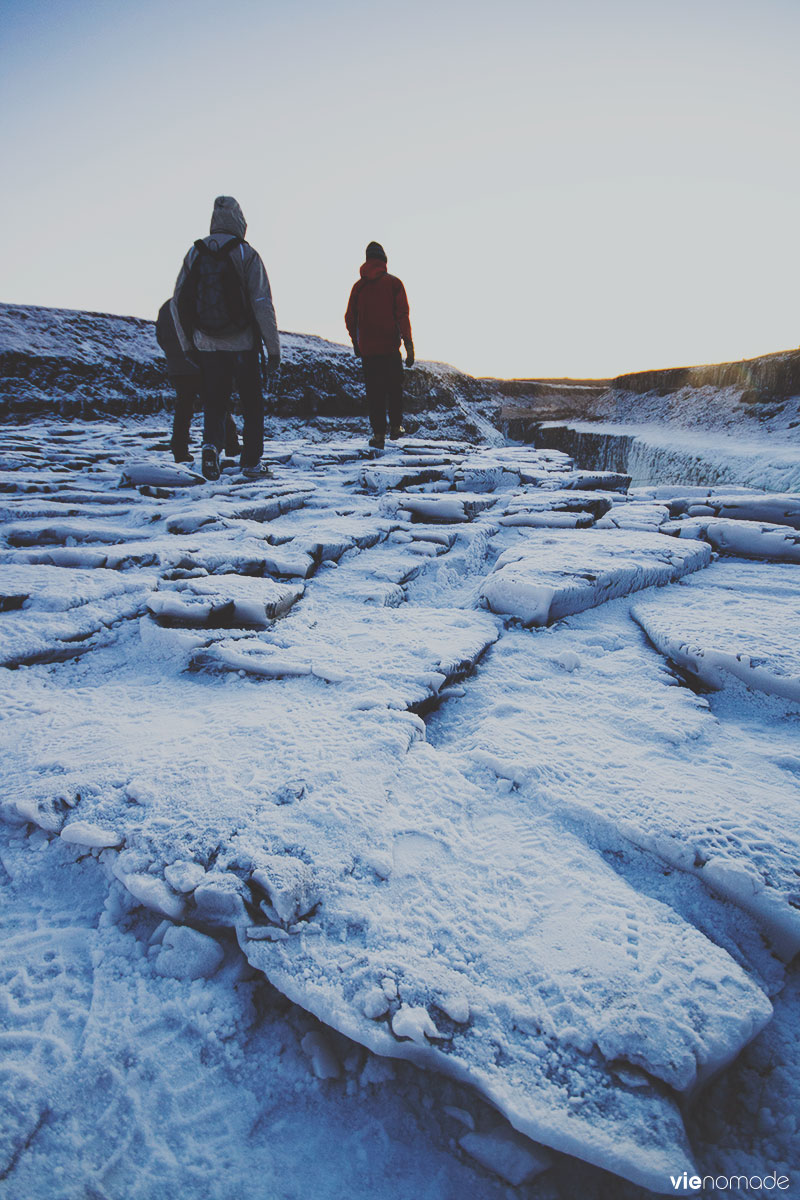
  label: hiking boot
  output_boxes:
[201,443,220,481]
[171,444,193,464]
[389,424,406,440]
[241,461,271,480]
[368,435,385,450]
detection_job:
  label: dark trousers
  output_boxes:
[199,350,262,468]
[170,374,199,454]
[170,374,239,456]
[362,352,403,436]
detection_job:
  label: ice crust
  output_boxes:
[0,418,797,1195]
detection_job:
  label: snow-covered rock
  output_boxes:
[481,529,711,625]
[661,515,800,561]
[632,561,800,701]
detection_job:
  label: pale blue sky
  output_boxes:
[2,0,799,378]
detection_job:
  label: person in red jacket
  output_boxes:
[345,241,414,449]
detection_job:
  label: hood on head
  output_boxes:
[360,259,388,281]
[210,196,246,239]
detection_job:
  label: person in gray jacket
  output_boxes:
[155,300,240,463]
[172,196,280,480]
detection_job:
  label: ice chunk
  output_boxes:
[440,995,470,1024]
[459,1126,552,1186]
[59,821,123,849]
[154,925,225,979]
[301,1030,341,1079]
[119,462,205,487]
[391,1005,442,1043]
[251,854,319,924]
[164,860,207,893]
[120,872,186,920]
[192,875,250,926]
[362,987,390,1019]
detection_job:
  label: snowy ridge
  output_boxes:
[0,302,500,443]
[1,417,798,1196]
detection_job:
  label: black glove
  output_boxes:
[353,342,361,359]
[404,341,415,368]
[267,356,281,372]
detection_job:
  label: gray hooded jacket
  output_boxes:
[171,196,280,359]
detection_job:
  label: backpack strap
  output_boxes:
[193,236,243,257]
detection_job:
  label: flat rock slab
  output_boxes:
[481,529,711,625]
[385,493,501,523]
[148,574,305,627]
[195,605,500,707]
[1,519,143,547]
[596,501,671,531]
[632,561,800,701]
[0,564,155,666]
[661,517,800,562]
[667,492,800,529]
[0,563,151,611]
[500,489,614,521]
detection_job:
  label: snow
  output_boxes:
[0,411,798,1198]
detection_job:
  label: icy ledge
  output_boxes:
[481,529,711,625]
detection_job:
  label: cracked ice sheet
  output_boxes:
[631,560,800,702]
[427,600,800,956]
[0,661,707,1191]
[481,528,711,625]
[241,737,772,1190]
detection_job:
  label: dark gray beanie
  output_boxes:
[365,241,387,262]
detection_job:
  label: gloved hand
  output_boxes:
[267,355,281,371]
[353,341,361,359]
[404,340,415,368]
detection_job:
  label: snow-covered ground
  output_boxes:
[0,418,798,1199]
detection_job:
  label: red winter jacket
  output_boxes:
[345,259,413,356]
